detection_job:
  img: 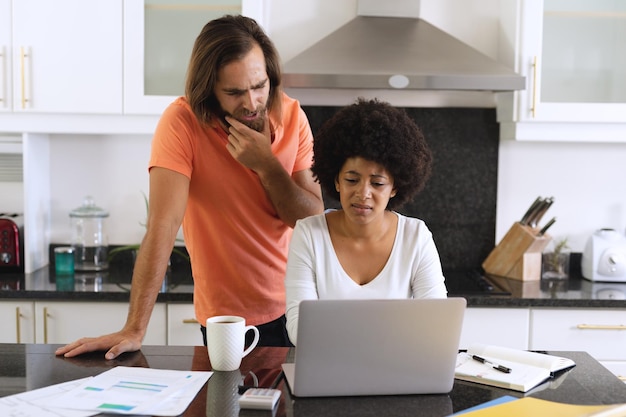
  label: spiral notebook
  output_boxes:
[281,298,467,397]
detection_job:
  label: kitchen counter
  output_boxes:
[0,245,194,302]
[1,344,626,416]
[1,252,626,308]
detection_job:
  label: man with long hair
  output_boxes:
[57,15,323,358]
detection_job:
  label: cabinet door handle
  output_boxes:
[182,318,198,324]
[43,307,50,344]
[15,307,22,343]
[577,324,626,330]
[531,56,538,118]
[19,46,29,109]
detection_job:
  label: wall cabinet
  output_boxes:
[0,301,35,343]
[0,0,10,111]
[5,0,122,114]
[1,0,264,131]
[167,303,202,346]
[497,0,626,142]
[123,0,265,115]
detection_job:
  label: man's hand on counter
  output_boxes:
[57,348,150,368]
[55,330,143,359]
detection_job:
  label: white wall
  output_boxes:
[497,140,626,251]
[48,134,152,245]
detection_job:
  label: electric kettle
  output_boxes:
[581,228,626,282]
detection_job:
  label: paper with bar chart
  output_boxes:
[32,366,212,416]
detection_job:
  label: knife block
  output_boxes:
[482,222,552,281]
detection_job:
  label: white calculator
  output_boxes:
[238,388,281,410]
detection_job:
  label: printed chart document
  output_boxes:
[454,343,576,392]
[448,397,626,417]
[33,366,212,416]
[0,378,98,417]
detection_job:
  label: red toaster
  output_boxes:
[0,213,24,272]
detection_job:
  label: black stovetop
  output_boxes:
[444,268,511,297]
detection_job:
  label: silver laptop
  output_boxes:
[282,298,466,397]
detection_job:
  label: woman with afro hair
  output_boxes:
[284,98,448,345]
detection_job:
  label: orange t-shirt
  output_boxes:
[149,93,314,326]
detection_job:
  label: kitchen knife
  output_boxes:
[520,196,543,225]
[526,198,546,228]
[529,196,554,228]
[537,217,556,236]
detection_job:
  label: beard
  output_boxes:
[220,105,268,133]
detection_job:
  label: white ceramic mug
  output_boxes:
[206,315,260,371]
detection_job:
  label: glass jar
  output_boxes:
[70,196,109,271]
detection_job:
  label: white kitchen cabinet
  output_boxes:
[459,307,530,350]
[0,0,11,112]
[530,308,626,379]
[123,0,266,115]
[33,301,166,345]
[167,303,202,346]
[530,308,626,360]
[0,301,35,343]
[602,362,626,384]
[7,0,122,114]
[497,0,626,142]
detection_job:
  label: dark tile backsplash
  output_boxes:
[302,106,499,271]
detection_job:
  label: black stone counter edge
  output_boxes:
[0,289,194,303]
[2,289,626,308]
[462,296,626,308]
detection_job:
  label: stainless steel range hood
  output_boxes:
[282,16,525,92]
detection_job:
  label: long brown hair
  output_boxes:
[185,15,282,125]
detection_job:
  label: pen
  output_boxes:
[472,355,512,373]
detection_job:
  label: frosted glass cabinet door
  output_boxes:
[123,0,266,115]
[11,0,123,114]
[516,0,626,123]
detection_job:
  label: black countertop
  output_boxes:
[1,252,626,308]
[1,344,625,416]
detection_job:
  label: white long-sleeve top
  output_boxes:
[284,211,448,344]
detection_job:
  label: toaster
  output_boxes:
[0,213,24,273]
[581,228,626,282]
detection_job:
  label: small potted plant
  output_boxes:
[542,237,570,279]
